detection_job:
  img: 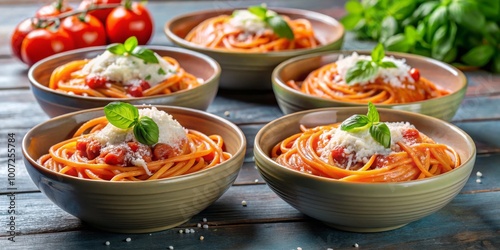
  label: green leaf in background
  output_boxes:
[491,53,500,73]
[461,45,496,67]
[104,102,139,129]
[426,5,448,43]
[476,0,500,19]
[431,22,457,62]
[345,0,363,14]
[379,15,398,42]
[387,0,417,20]
[341,14,364,30]
[384,34,412,52]
[448,1,486,33]
[134,117,159,145]
[402,1,439,27]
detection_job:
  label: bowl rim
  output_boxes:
[22,105,246,185]
[271,50,468,106]
[254,106,476,186]
[164,7,345,57]
[28,45,221,102]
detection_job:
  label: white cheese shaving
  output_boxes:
[229,9,274,34]
[91,107,188,172]
[334,52,414,87]
[319,122,415,164]
[81,50,176,86]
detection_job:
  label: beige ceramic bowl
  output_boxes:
[272,51,467,121]
[29,46,221,118]
[165,8,344,89]
[254,107,476,232]
[22,105,246,233]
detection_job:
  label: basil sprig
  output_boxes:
[107,36,159,64]
[247,5,294,40]
[104,102,159,146]
[340,102,391,148]
[345,44,397,85]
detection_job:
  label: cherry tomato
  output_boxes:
[106,1,153,45]
[10,18,38,63]
[78,0,121,25]
[20,27,75,66]
[35,0,73,18]
[61,14,106,49]
[409,68,420,82]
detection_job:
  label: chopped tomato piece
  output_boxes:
[127,85,143,97]
[85,75,107,89]
[403,128,420,142]
[103,148,126,165]
[153,143,176,160]
[86,140,101,160]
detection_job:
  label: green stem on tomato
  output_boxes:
[54,0,64,11]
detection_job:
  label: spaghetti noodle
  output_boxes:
[271,122,460,183]
[185,9,319,52]
[287,53,450,104]
[37,107,231,181]
[49,54,202,98]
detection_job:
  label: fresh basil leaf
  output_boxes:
[340,115,371,131]
[379,61,397,68]
[369,123,391,148]
[345,60,377,84]
[345,0,363,14]
[491,54,500,73]
[267,15,294,40]
[124,36,138,52]
[134,117,159,145]
[384,34,412,52]
[426,5,448,43]
[107,43,126,55]
[340,13,363,30]
[366,102,379,123]
[460,44,496,67]
[387,0,417,21]
[104,102,139,129]
[371,43,385,63]
[132,47,159,64]
[248,5,267,19]
[448,1,485,32]
[380,15,398,43]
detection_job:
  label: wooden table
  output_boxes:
[1,1,499,249]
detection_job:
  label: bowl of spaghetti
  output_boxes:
[254,106,476,232]
[28,39,221,117]
[272,47,467,121]
[22,103,246,233]
[164,5,344,89]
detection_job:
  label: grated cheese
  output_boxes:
[229,9,274,35]
[81,50,176,86]
[319,122,416,166]
[91,107,188,173]
[334,52,414,87]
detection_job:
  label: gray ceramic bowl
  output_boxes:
[29,46,221,117]
[254,107,476,232]
[22,105,246,233]
[165,7,344,89]
[272,51,467,121]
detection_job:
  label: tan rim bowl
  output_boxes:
[22,105,246,233]
[165,7,344,90]
[28,46,221,118]
[254,107,476,232]
[272,51,467,121]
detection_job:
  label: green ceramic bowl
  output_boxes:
[165,7,344,90]
[29,46,221,117]
[254,107,476,232]
[22,105,246,233]
[272,51,467,121]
